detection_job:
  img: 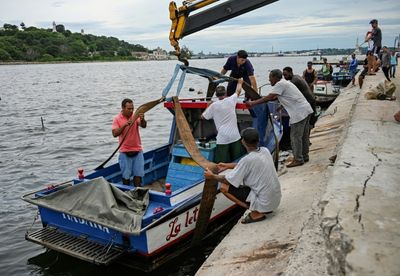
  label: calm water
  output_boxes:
[0,56,319,275]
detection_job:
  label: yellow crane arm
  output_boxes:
[169,0,278,59]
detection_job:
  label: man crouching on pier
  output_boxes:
[204,128,281,224]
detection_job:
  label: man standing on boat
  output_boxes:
[112,99,147,186]
[204,127,281,224]
[321,58,333,81]
[220,50,258,96]
[302,61,318,92]
[247,69,313,168]
[202,79,244,163]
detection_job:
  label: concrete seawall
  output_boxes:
[197,68,400,275]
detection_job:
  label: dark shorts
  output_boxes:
[228,185,251,204]
[360,68,368,78]
[372,45,381,56]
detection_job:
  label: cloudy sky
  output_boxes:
[1,0,399,53]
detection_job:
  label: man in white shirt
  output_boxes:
[247,69,313,167]
[204,127,281,224]
[202,79,244,163]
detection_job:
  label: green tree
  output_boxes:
[180,45,193,59]
[25,47,41,61]
[0,48,12,60]
[3,24,18,30]
[2,43,23,60]
[40,53,54,61]
[24,26,39,32]
[46,45,60,57]
[69,40,87,56]
[56,24,65,33]
[0,24,150,62]
[117,48,130,56]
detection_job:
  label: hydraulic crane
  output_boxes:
[169,0,278,64]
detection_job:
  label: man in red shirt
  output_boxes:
[112,99,147,186]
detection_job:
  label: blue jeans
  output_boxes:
[390,65,396,78]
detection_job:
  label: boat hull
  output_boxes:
[29,187,236,258]
[314,80,340,105]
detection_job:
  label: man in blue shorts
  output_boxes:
[221,50,258,96]
[112,99,147,186]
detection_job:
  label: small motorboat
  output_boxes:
[332,69,359,87]
[313,80,341,105]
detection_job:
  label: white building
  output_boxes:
[149,47,168,60]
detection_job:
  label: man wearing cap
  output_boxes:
[221,50,258,96]
[202,79,244,163]
[369,19,382,74]
[204,127,281,224]
[370,19,382,56]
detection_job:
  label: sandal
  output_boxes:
[241,213,266,224]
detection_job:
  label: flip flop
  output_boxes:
[241,213,266,224]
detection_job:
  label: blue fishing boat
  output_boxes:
[22,65,282,269]
[332,69,359,87]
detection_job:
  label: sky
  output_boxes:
[1,0,400,53]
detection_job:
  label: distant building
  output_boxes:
[131,48,177,61]
[354,37,361,55]
[52,21,56,32]
[149,47,168,60]
[131,51,150,60]
[81,29,84,35]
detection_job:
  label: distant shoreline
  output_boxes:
[0,60,143,66]
[0,54,351,66]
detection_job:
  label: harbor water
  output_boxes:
[0,56,323,275]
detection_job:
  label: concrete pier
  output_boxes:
[197,69,400,275]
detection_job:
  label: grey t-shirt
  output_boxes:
[381,52,390,67]
[372,27,382,47]
[270,79,313,124]
[225,147,281,212]
[290,75,316,112]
